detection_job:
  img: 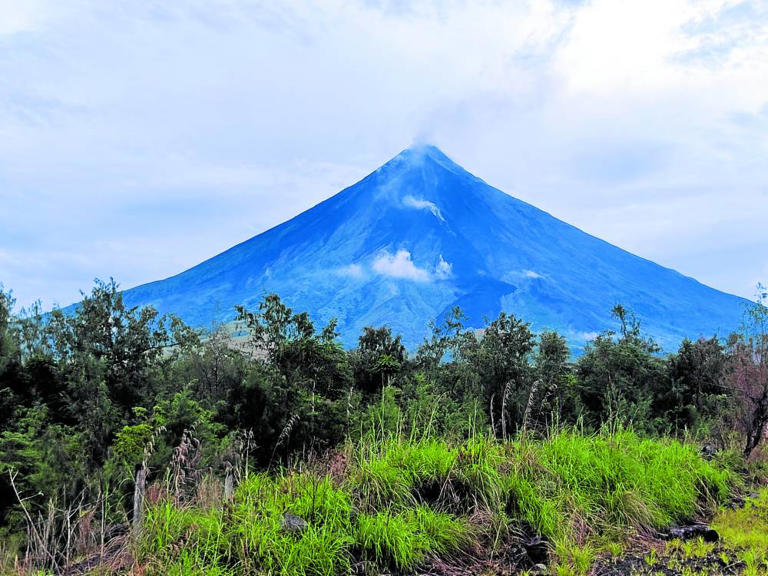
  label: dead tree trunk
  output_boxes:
[133,464,147,538]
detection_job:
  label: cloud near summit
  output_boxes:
[402,195,445,221]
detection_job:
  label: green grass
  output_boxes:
[134,429,730,575]
[712,489,768,574]
[509,430,730,541]
[355,507,469,571]
[233,473,354,576]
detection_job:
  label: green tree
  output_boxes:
[467,312,535,438]
[529,331,572,430]
[0,287,22,433]
[352,326,407,395]
[236,294,352,459]
[0,287,17,377]
[576,306,665,431]
[665,337,728,433]
[25,279,192,468]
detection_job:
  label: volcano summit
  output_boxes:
[119,145,747,350]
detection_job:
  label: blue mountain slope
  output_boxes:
[120,145,749,350]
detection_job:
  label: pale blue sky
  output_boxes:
[0,0,766,310]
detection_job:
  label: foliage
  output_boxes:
[1,279,767,575]
[352,326,407,395]
[235,294,353,461]
[575,306,667,433]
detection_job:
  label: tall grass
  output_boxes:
[507,430,729,544]
[135,428,730,575]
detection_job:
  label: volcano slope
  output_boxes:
[118,145,748,350]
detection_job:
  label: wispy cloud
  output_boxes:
[336,263,365,278]
[575,331,600,342]
[402,195,445,221]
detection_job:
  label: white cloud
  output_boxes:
[576,331,600,342]
[435,255,452,279]
[556,0,768,103]
[402,195,445,221]
[523,270,542,279]
[372,249,430,282]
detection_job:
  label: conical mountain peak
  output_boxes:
[401,143,452,162]
[375,143,470,181]
[117,145,748,352]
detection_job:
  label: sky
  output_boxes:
[0,0,766,311]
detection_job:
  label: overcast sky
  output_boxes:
[1,0,766,310]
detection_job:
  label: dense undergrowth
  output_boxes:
[131,429,729,576]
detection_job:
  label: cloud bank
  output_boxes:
[0,0,766,308]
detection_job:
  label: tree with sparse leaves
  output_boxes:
[728,284,768,457]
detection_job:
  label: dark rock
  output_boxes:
[700,444,715,460]
[523,536,549,565]
[530,563,548,574]
[731,495,745,509]
[281,512,308,533]
[661,524,719,542]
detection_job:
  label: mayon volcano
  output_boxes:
[120,145,748,350]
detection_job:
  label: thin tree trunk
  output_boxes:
[133,464,147,537]
[224,464,234,501]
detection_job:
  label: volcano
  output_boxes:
[120,145,748,350]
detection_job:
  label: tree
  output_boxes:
[576,306,665,431]
[665,337,728,433]
[352,326,407,395]
[174,321,243,408]
[416,307,472,368]
[529,331,572,431]
[48,279,185,414]
[413,307,483,415]
[728,284,768,457]
[235,294,352,459]
[0,287,22,432]
[0,287,18,378]
[236,294,351,399]
[468,312,535,438]
[31,279,190,467]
